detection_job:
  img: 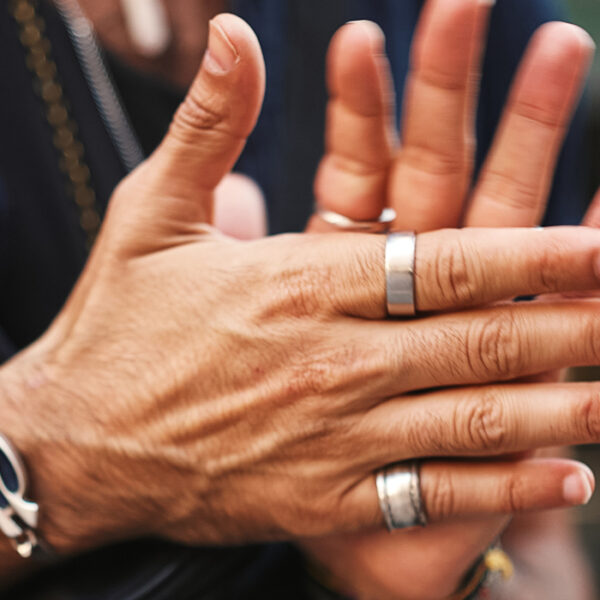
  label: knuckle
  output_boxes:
[256,240,331,320]
[345,240,387,318]
[502,472,527,513]
[278,478,357,538]
[170,92,243,146]
[533,247,563,293]
[416,66,467,93]
[466,312,525,381]
[429,235,480,307]
[383,325,429,387]
[405,410,446,455]
[402,143,466,177]
[281,267,327,317]
[479,169,541,213]
[513,96,564,129]
[426,469,456,520]
[458,390,508,453]
[282,499,332,538]
[178,92,226,130]
[574,386,600,441]
[529,235,572,293]
[582,315,600,365]
[285,360,335,399]
[284,343,371,403]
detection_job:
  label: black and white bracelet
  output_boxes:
[0,433,49,559]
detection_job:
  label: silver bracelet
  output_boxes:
[0,433,46,558]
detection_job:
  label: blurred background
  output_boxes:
[567,0,600,584]
[568,1,600,198]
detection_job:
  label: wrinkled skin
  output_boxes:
[0,8,598,600]
[215,1,599,597]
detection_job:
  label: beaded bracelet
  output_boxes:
[447,545,514,600]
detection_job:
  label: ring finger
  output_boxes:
[309,20,395,232]
[357,382,600,463]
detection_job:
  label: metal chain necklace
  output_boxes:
[10,0,104,249]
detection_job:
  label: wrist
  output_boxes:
[0,346,117,555]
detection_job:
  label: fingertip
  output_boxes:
[563,469,594,506]
[204,19,239,74]
[579,462,595,493]
[507,21,594,128]
[343,20,386,55]
[328,20,391,115]
[210,13,264,61]
[528,22,595,75]
[142,13,266,218]
[205,14,266,115]
[535,21,596,52]
[413,0,494,68]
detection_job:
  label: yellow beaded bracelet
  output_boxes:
[446,546,514,600]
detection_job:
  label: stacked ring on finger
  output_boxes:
[316,207,396,233]
[316,207,418,317]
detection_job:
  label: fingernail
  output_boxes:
[581,463,595,490]
[563,470,594,505]
[346,20,385,53]
[204,19,239,74]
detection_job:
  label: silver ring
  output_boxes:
[316,207,396,233]
[376,461,427,531]
[385,232,416,317]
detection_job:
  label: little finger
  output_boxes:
[343,459,592,531]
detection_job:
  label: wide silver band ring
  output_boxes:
[385,232,416,317]
[316,207,396,233]
[376,461,427,531]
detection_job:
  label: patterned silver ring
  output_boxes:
[376,461,427,531]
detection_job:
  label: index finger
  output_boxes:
[466,23,594,227]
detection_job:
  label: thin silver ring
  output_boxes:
[376,461,427,531]
[385,232,416,317]
[316,207,396,233]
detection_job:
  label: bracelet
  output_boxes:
[446,545,514,600]
[0,433,47,558]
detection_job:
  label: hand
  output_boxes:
[310,0,595,233]
[301,0,596,598]
[1,12,600,573]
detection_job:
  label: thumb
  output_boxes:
[129,14,265,227]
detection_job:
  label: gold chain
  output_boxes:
[10,0,101,249]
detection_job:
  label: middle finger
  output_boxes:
[390,0,493,231]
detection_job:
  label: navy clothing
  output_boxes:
[232,0,587,233]
[0,0,588,598]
